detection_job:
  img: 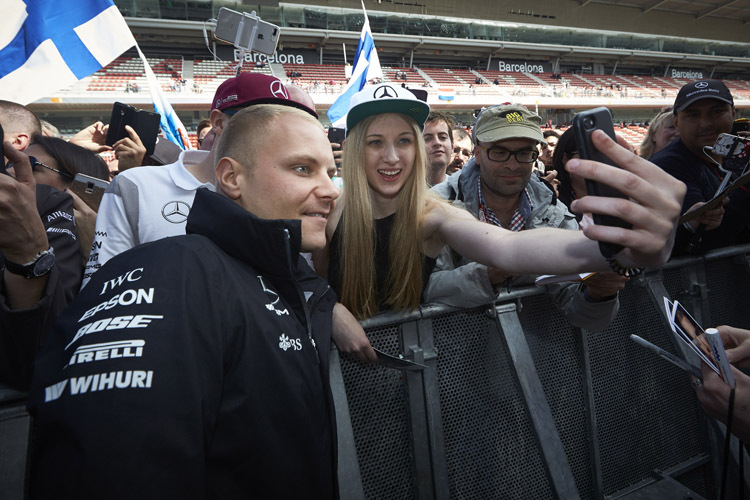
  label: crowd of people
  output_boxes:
[2,72,750,497]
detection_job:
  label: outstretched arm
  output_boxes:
[426,130,684,275]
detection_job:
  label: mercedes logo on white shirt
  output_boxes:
[161,201,191,224]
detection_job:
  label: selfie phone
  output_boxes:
[214,8,280,56]
[105,102,161,156]
[572,107,632,258]
[70,173,109,212]
[328,127,345,151]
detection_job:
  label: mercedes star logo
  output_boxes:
[270,80,289,99]
[373,85,397,99]
[162,201,191,224]
[695,81,709,88]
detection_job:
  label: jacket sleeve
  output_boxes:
[423,246,498,308]
[0,187,82,390]
[29,242,224,499]
[82,175,139,289]
[545,282,619,333]
[544,213,619,333]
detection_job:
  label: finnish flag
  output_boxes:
[326,1,383,128]
[0,0,135,105]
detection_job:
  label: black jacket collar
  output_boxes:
[186,188,302,278]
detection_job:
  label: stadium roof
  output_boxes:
[580,0,750,24]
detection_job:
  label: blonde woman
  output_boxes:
[639,108,679,159]
[317,85,685,359]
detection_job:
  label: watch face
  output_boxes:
[32,253,56,277]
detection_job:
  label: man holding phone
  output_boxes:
[0,102,84,389]
[426,104,625,331]
[651,80,746,255]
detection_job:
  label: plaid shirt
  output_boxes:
[477,178,534,232]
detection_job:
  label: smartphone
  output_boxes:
[572,107,632,258]
[70,173,109,212]
[328,127,345,151]
[214,7,280,56]
[105,102,161,156]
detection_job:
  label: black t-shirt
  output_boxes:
[329,213,436,311]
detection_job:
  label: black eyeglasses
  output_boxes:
[7,155,74,180]
[476,145,539,164]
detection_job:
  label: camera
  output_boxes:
[214,7,280,56]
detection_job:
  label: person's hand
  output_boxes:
[687,198,727,231]
[1,142,50,309]
[566,129,685,269]
[331,143,343,166]
[0,142,48,263]
[696,362,750,443]
[331,302,378,364]
[583,271,628,301]
[65,188,97,264]
[713,325,750,370]
[487,267,517,286]
[113,125,147,172]
[541,169,560,196]
[69,121,111,154]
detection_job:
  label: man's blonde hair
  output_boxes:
[214,104,323,170]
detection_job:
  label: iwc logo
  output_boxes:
[695,81,709,89]
[373,85,397,99]
[270,80,289,99]
[161,201,190,224]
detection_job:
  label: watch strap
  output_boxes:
[4,246,55,279]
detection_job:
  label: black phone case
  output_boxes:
[328,127,345,151]
[572,107,631,258]
[105,102,161,156]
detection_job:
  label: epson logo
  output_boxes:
[80,288,155,322]
[68,340,145,366]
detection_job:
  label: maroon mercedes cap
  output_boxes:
[211,73,317,117]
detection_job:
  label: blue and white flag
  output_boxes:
[326,1,382,127]
[0,0,135,105]
[135,45,191,150]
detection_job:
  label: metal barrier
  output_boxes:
[4,245,750,499]
[332,244,750,500]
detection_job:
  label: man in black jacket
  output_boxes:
[29,104,341,499]
[0,101,83,389]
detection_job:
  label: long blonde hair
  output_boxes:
[338,113,430,319]
[639,109,674,159]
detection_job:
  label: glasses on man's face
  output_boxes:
[477,145,539,164]
[7,155,74,180]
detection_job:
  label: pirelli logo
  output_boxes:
[68,340,145,366]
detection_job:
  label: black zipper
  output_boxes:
[283,229,320,364]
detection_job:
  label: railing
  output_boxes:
[4,244,750,499]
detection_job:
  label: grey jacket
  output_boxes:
[426,158,618,332]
